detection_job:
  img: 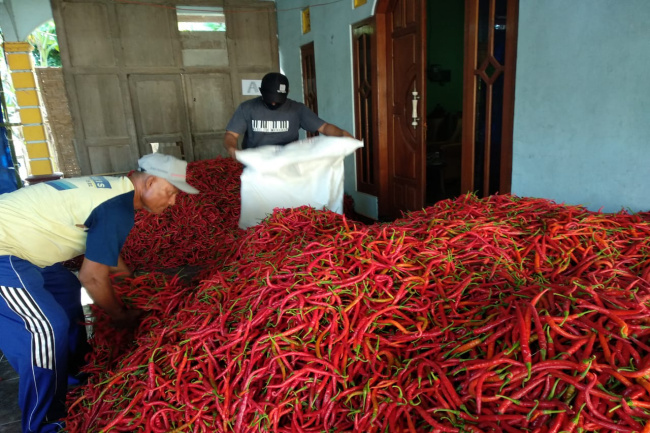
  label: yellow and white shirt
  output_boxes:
[0,176,135,267]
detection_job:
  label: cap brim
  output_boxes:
[169,180,199,194]
[261,90,287,104]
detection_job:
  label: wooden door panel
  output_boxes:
[129,75,193,160]
[72,73,137,173]
[223,2,279,111]
[391,0,417,27]
[134,81,183,134]
[75,74,128,138]
[226,3,278,69]
[385,0,426,217]
[87,145,134,174]
[191,133,228,161]
[391,43,418,178]
[462,0,518,196]
[185,74,233,132]
[53,0,279,173]
[352,19,379,196]
[61,2,116,67]
[117,4,178,67]
[184,73,234,159]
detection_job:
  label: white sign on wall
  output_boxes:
[242,80,262,96]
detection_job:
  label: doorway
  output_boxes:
[372,0,518,219]
[424,2,464,205]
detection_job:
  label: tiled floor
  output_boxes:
[0,350,21,433]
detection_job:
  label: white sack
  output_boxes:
[236,136,363,229]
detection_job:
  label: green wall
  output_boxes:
[512,0,650,213]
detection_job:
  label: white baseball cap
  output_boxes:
[137,153,199,194]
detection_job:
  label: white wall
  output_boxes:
[512,0,650,213]
[0,0,52,41]
[275,0,378,219]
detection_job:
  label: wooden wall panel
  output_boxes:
[75,74,128,138]
[129,74,192,160]
[61,2,115,67]
[184,73,233,159]
[132,79,183,134]
[226,3,278,69]
[180,32,229,67]
[191,134,227,160]
[117,4,178,67]
[53,0,278,174]
[87,145,135,174]
[185,73,233,132]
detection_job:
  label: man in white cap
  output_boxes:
[0,153,198,433]
[224,72,353,158]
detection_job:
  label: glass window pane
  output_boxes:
[176,6,226,32]
[176,6,228,67]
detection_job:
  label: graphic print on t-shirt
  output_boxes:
[47,176,113,191]
[252,120,290,133]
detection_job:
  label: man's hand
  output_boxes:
[224,131,240,158]
[111,308,144,329]
[79,257,142,328]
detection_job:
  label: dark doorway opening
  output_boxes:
[425,1,465,206]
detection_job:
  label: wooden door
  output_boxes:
[352,19,380,197]
[52,0,279,174]
[53,0,140,174]
[377,0,427,219]
[462,0,518,196]
[129,74,193,161]
[184,73,234,161]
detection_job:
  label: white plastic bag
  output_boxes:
[236,136,363,229]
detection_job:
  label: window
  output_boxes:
[176,6,226,32]
[176,6,228,67]
[352,20,378,195]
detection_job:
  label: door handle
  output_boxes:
[411,84,420,128]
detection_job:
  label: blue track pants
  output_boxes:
[0,256,88,433]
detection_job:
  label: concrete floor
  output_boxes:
[0,350,21,433]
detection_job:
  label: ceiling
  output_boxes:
[1,0,52,42]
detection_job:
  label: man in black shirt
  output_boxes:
[224,72,353,158]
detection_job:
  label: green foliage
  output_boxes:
[26,21,61,68]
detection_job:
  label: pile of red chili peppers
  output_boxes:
[64,162,650,432]
[120,158,359,273]
[120,158,243,271]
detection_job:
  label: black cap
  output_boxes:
[260,72,289,104]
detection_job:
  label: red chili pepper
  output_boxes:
[62,188,650,432]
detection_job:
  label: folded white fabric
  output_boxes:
[237,136,363,229]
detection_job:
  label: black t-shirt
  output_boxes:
[226,97,326,149]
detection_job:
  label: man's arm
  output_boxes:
[318,122,354,139]
[109,254,132,278]
[78,257,141,328]
[224,131,240,158]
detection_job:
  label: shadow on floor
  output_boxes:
[0,350,21,432]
